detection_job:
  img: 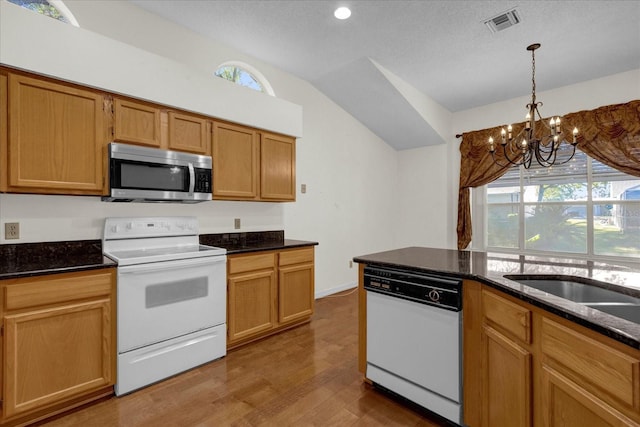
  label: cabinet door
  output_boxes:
[168,111,209,154]
[212,122,259,199]
[7,74,104,194]
[540,366,638,427]
[227,269,277,343]
[3,299,113,418]
[482,325,533,427]
[113,98,161,147]
[260,132,295,201]
[278,263,314,324]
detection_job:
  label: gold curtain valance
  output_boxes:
[456,100,640,250]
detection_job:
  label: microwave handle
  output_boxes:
[188,163,195,195]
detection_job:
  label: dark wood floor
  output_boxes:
[41,289,446,426]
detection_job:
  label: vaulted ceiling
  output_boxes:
[129,1,640,149]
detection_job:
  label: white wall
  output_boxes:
[0,1,398,296]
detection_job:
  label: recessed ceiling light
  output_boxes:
[334,7,351,20]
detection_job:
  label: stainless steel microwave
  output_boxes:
[102,143,213,203]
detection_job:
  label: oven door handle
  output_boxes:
[188,163,195,195]
[118,256,226,275]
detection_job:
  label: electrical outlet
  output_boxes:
[5,222,19,240]
[301,184,307,194]
[234,218,241,229]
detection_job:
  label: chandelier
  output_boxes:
[488,43,579,169]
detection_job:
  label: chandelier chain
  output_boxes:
[531,48,536,105]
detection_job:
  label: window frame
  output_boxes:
[214,61,275,96]
[6,0,79,26]
[478,151,640,264]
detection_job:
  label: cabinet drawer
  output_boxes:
[228,253,275,275]
[541,317,640,410]
[3,270,114,311]
[482,290,531,344]
[279,247,314,266]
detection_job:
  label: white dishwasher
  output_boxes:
[364,265,463,425]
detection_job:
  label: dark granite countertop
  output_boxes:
[200,231,317,254]
[0,231,317,280]
[0,240,117,280]
[354,247,640,349]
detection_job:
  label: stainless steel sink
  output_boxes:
[503,275,640,324]
[504,278,639,303]
[582,303,640,324]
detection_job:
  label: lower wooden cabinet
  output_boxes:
[278,247,314,324]
[0,269,116,426]
[482,325,532,427]
[227,247,314,349]
[228,263,277,343]
[540,366,637,427]
[464,281,640,427]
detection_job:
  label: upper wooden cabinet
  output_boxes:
[212,122,259,199]
[213,122,296,201]
[0,69,295,200]
[111,98,210,155]
[167,111,209,155]
[113,98,162,148]
[6,73,105,195]
[261,132,296,201]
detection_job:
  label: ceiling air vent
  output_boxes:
[484,9,520,33]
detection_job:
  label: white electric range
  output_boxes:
[103,216,227,396]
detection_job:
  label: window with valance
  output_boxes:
[457,100,640,256]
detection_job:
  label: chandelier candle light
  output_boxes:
[488,43,579,169]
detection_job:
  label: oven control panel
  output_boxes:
[104,216,198,240]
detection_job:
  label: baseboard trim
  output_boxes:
[315,281,357,299]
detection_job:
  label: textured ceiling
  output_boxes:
[128,0,640,148]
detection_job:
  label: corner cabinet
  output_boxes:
[0,268,116,426]
[6,73,106,195]
[227,247,314,349]
[212,122,296,202]
[463,281,640,427]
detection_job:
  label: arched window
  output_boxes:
[214,61,275,96]
[6,0,79,27]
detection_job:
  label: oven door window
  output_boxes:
[146,277,208,308]
[113,160,189,192]
[117,257,226,353]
